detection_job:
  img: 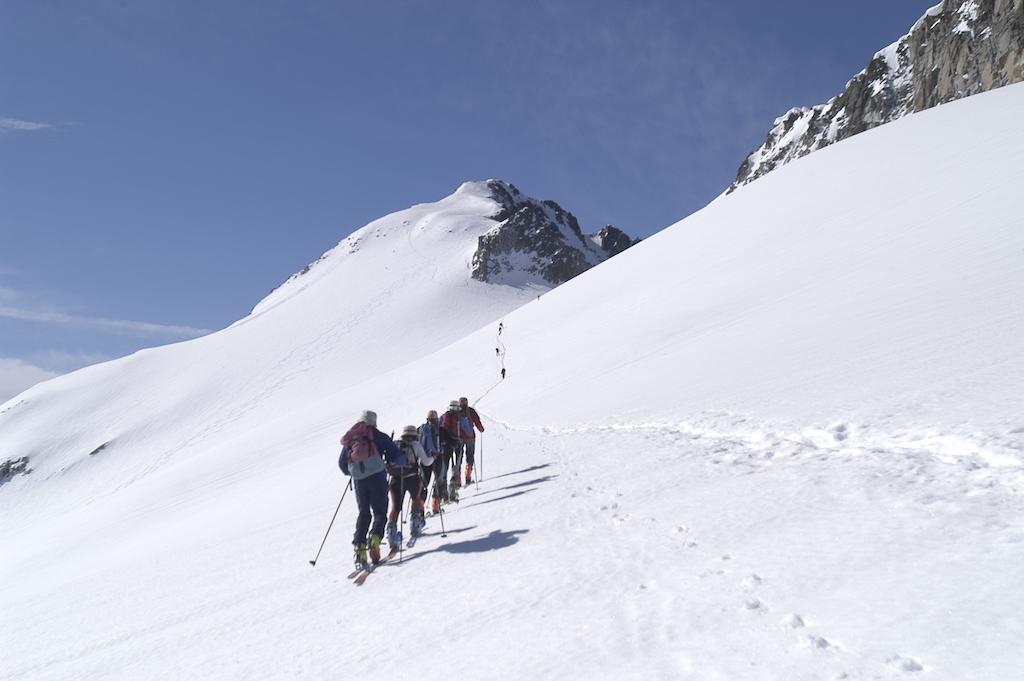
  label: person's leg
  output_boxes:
[388,477,401,525]
[441,444,453,499]
[408,477,424,514]
[453,442,464,486]
[385,476,402,547]
[353,478,371,544]
[369,473,390,557]
[464,439,475,481]
[431,457,445,509]
[419,464,432,502]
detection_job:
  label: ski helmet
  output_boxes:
[449,400,459,410]
[360,410,377,427]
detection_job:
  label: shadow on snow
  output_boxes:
[484,463,553,481]
[394,529,529,565]
[459,488,536,509]
[469,475,558,498]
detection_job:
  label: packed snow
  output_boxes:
[3,84,1024,680]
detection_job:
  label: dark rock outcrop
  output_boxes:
[592,225,639,257]
[730,0,1024,192]
[0,456,31,487]
[471,180,638,286]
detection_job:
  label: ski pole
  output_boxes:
[438,489,447,538]
[309,479,352,566]
[399,474,406,563]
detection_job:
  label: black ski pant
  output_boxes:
[433,454,449,500]
[445,440,465,477]
[352,472,388,546]
[442,439,461,486]
[420,464,434,501]
[388,474,423,523]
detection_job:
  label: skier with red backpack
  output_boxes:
[439,400,463,501]
[339,410,406,570]
[458,396,485,484]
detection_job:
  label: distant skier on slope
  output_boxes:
[387,426,430,549]
[440,400,463,501]
[458,396,485,485]
[419,410,444,514]
[339,410,405,570]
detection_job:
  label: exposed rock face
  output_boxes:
[730,0,1024,192]
[472,180,638,286]
[592,225,638,257]
[0,456,31,487]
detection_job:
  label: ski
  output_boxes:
[353,548,399,586]
[406,534,419,549]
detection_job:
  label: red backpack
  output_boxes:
[341,421,379,463]
[440,411,461,440]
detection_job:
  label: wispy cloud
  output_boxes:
[0,117,53,132]
[0,288,210,339]
[0,358,59,404]
[0,304,211,338]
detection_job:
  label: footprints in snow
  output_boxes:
[886,654,925,673]
[699,563,856,664]
[781,613,805,629]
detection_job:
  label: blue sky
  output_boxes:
[0,0,935,399]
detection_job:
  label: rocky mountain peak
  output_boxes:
[471,180,638,286]
[729,0,1023,193]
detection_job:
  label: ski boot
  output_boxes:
[353,542,369,571]
[452,471,462,489]
[387,522,402,551]
[411,511,425,537]
[431,495,442,515]
[448,478,460,503]
[368,533,383,565]
[465,464,474,485]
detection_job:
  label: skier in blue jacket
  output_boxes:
[339,409,405,569]
[418,410,443,513]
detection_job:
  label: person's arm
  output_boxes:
[338,446,351,476]
[375,431,404,465]
[470,408,485,432]
[413,442,429,466]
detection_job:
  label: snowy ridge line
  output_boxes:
[479,411,1024,491]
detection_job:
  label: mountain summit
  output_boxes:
[729,0,1023,192]
[471,180,637,286]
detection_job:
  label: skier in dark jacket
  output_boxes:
[387,425,432,548]
[339,409,405,569]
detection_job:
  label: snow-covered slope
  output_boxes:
[0,180,548,503]
[3,86,1024,680]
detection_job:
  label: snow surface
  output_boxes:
[3,84,1024,680]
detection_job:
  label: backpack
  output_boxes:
[440,411,461,442]
[390,440,418,476]
[341,421,379,464]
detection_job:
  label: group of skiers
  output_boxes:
[338,397,485,570]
